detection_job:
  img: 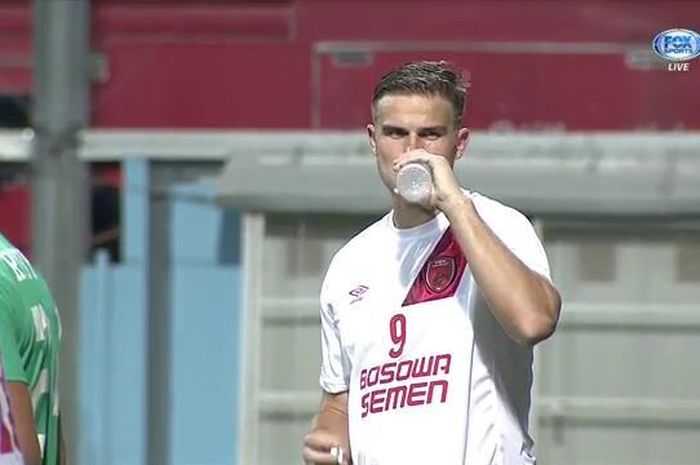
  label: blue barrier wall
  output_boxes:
[79,159,149,465]
[79,159,241,465]
[169,182,240,465]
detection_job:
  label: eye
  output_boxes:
[383,127,406,139]
[421,131,442,140]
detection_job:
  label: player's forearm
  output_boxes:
[304,392,351,464]
[6,382,42,465]
[443,195,560,345]
[311,394,349,439]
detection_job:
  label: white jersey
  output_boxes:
[0,359,23,465]
[319,192,550,465]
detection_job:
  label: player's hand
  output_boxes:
[393,149,467,213]
[303,429,349,465]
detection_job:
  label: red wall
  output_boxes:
[1,0,698,251]
[1,0,699,130]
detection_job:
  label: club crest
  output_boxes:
[425,256,456,293]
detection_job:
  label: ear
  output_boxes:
[367,123,378,156]
[455,127,470,160]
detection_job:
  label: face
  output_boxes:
[367,94,469,192]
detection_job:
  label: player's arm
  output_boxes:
[0,288,42,465]
[303,391,350,465]
[6,382,42,465]
[443,197,560,345]
[396,151,561,346]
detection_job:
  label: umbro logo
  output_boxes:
[349,285,369,304]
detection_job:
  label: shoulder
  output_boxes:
[469,192,551,277]
[0,272,18,310]
[469,192,533,234]
[321,214,389,295]
[328,214,389,271]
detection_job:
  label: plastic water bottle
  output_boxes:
[396,163,433,204]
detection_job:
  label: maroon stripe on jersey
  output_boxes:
[402,227,467,306]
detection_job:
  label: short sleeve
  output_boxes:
[476,200,551,280]
[503,213,551,280]
[0,283,28,384]
[318,269,350,394]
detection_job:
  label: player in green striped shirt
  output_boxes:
[0,233,63,465]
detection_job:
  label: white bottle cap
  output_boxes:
[396,163,432,204]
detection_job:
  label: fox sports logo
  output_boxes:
[652,29,700,62]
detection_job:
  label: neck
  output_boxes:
[392,195,438,229]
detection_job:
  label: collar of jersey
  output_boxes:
[386,190,473,240]
[386,210,448,239]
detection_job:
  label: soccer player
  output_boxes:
[302,61,561,464]
[0,232,64,465]
[0,358,24,465]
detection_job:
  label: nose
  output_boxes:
[406,134,424,151]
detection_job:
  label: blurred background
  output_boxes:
[1,1,699,464]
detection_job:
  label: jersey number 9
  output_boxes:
[388,313,407,358]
